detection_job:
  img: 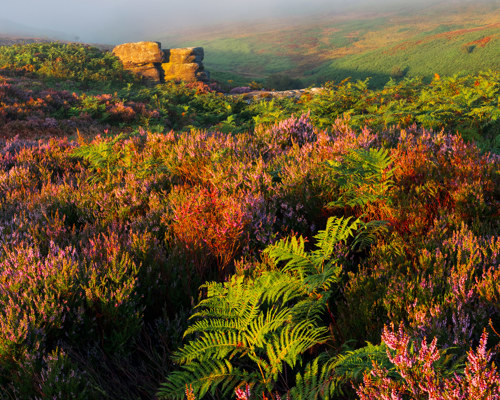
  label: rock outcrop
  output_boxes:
[162,47,208,82]
[112,41,209,84]
[112,41,164,65]
[112,41,163,82]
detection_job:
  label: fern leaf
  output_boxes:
[184,318,242,337]
[265,322,329,381]
[265,236,316,278]
[290,297,329,324]
[326,147,394,210]
[173,330,247,364]
[192,278,260,324]
[302,264,341,293]
[353,220,389,250]
[259,271,305,304]
[290,343,389,400]
[313,216,359,263]
[245,307,291,348]
[330,342,390,383]
[158,359,248,400]
[291,355,337,400]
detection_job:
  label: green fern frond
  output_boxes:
[326,147,394,210]
[330,342,390,383]
[291,355,337,400]
[265,216,358,288]
[290,343,389,400]
[313,216,359,264]
[173,330,247,364]
[191,278,261,324]
[183,318,242,337]
[162,213,366,398]
[245,307,292,348]
[265,235,316,278]
[158,359,249,399]
[290,297,329,324]
[71,134,127,183]
[259,271,305,304]
[353,219,389,250]
[264,322,329,381]
[302,264,341,293]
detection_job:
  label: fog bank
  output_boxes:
[1,0,495,44]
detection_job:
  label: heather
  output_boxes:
[0,43,498,399]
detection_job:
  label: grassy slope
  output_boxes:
[159,2,500,88]
[312,24,500,87]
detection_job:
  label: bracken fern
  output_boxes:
[158,215,362,399]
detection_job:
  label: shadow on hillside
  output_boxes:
[205,49,297,77]
[204,48,421,90]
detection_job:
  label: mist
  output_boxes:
[0,0,491,44]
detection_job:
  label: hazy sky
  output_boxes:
[0,0,480,43]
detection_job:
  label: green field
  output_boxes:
[160,2,500,88]
[311,25,500,87]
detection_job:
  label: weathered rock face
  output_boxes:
[127,63,162,82]
[162,47,208,83]
[164,47,204,64]
[112,41,163,66]
[112,42,209,84]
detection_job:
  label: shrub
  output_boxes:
[170,186,248,279]
[356,325,500,400]
[462,44,476,54]
[0,43,134,86]
[390,66,406,80]
[159,216,361,399]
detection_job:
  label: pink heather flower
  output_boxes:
[235,384,251,400]
[357,326,500,400]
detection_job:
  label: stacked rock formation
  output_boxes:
[162,47,208,82]
[112,41,164,82]
[112,41,208,83]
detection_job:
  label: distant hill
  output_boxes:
[0,35,51,47]
[158,1,500,88]
[0,18,38,36]
[0,18,76,42]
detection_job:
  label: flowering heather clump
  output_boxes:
[407,225,499,345]
[0,63,498,398]
[329,115,379,154]
[235,384,251,400]
[170,186,248,278]
[340,221,500,347]
[356,325,500,400]
[185,80,217,94]
[0,242,82,364]
[383,127,499,235]
[254,113,317,158]
[0,74,163,139]
[27,348,93,399]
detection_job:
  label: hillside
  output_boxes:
[160,1,500,87]
[0,40,498,399]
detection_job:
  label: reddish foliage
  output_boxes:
[171,186,248,278]
[466,36,493,47]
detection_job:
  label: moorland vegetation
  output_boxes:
[0,42,498,399]
[164,2,500,89]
